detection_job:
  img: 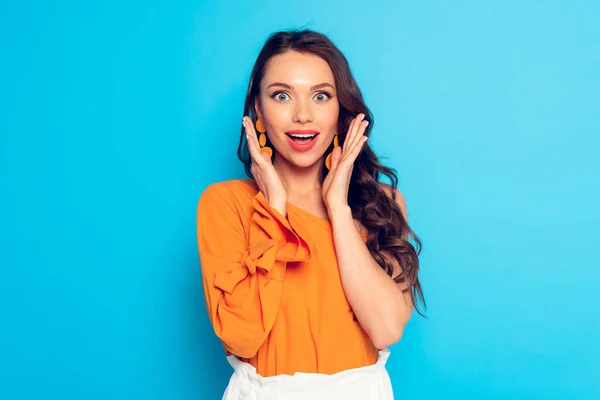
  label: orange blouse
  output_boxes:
[196,179,378,377]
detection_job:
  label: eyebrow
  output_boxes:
[266,82,336,91]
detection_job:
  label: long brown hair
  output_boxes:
[237,29,427,317]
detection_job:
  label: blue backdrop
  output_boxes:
[1,1,598,399]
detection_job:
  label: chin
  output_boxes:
[282,153,323,169]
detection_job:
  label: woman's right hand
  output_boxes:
[243,116,288,216]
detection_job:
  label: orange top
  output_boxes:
[196,179,378,377]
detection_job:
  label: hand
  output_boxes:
[322,113,369,213]
[243,116,288,216]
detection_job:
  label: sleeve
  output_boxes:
[196,183,311,359]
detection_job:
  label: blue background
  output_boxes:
[1,1,598,399]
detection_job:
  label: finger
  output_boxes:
[329,145,343,171]
[244,117,263,165]
[342,120,367,163]
[341,116,357,156]
[346,114,367,155]
[245,118,275,170]
[245,128,259,164]
[354,119,369,150]
[261,151,272,163]
[344,114,364,156]
[339,133,367,171]
[346,136,368,164]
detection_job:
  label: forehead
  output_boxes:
[261,51,335,89]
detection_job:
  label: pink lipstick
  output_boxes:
[285,130,319,152]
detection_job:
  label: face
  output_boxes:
[255,51,339,169]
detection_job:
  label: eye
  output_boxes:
[314,92,331,102]
[272,91,290,102]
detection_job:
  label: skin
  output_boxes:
[241,50,413,349]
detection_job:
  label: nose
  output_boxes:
[292,98,313,124]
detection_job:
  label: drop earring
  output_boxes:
[325,134,339,170]
[255,117,273,158]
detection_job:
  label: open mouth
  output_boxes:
[285,131,320,151]
[286,133,319,144]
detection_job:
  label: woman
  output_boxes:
[196,29,425,399]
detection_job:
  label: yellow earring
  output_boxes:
[255,117,266,133]
[255,117,272,158]
[325,134,339,170]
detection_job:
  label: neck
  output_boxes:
[273,155,323,196]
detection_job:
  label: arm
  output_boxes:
[196,183,310,358]
[329,187,413,349]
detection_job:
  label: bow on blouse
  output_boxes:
[214,192,311,295]
[214,239,279,294]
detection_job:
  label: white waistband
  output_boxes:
[225,348,391,391]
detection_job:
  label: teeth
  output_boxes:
[289,134,316,139]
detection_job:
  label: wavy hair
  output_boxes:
[237,29,426,317]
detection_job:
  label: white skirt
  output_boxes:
[222,349,394,400]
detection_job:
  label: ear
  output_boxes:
[253,97,262,119]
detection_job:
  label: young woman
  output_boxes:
[196,29,426,399]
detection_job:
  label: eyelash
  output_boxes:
[271,91,332,102]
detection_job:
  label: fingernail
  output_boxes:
[365,121,369,127]
[361,114,365,120]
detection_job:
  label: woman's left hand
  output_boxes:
[322,113,369,213]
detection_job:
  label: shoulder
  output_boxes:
[377,182,408,220]
[198,179,259,212]
[200,179,257,200]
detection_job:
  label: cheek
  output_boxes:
[262,104,290,132]
[316,103,339,130]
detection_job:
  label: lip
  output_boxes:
[286,130,320,135]
[285,130,320,152]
